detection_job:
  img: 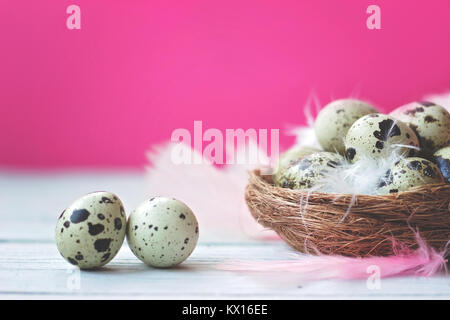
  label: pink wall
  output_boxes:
[1,0,450,169]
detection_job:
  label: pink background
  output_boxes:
[1,0,450,169]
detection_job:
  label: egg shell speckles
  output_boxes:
[275,152,343,189]
[434,146,450,183]
[378,157,444,194]
[389,101,450,155]
[344,114,420,162]
[126,197,199,268]
[55,192,127,269]
[273,146,320,186]
[314,99,378,154]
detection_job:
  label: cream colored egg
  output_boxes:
[273,146,320,185]
[55,192,127,269]
[344,114,419,162]
[378,157,443,194]
[314,99,378,154]
[434,146,450,183]
[126,197,199,268]
[275,152,343,189]
[389,101,450,155]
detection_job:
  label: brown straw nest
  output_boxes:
[246,169,450,257]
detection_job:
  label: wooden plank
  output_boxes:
[1,172,449,299]
[1,242,449,299]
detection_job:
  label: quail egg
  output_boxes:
[275,152,343,189]
[55,192,127,269]
[389,101,450,155]
[273,146,320,185]
[378,157,444,194]
[314,99,378,154]
[127,197,199,268]
[344,114,419,162]
[434,146,450,183]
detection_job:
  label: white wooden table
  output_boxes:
[1,171,449,299]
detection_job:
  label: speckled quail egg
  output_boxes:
[389,101,450,155]
[127,197,199,268]
[314,99,378,154]
[434,146,450,183]
[378,157,444,194]
[344,114,419,162]
[275,152,343,189]
[273,146,320,185]
[55,192,127,269]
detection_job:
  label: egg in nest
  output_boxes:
[273,146,320,185]
[55,192,127,269]
[434,146,450,183]
[389,101,450,155]
[344,114,419,162]
[314,99,378,154]
[275,152,343,189]
[377,157,443,194]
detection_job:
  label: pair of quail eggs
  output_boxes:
[56,193,199,269]
[274,99,450,194]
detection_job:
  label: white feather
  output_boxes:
[283,92,321,149]
[308,122,421,196]
[423,91,450,112]
[146,142,278,242]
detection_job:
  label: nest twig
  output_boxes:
[246,170,450,257]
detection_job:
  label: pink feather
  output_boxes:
[219,232,448,280]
